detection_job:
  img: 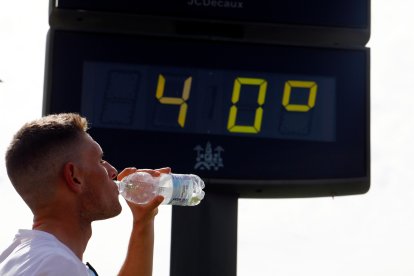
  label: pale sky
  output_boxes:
[1,1,414,275]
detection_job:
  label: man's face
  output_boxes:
[76,134,122,222]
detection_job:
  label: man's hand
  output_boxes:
[117,167,171,225]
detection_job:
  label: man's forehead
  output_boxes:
[82,133,103,155]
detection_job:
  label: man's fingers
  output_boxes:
[155,167,171,175]
[138,167,171,177]
[117,167,137,180]
[117,167,171,180]
[149,195,165,209]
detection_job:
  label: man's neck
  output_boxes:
[33,215,92,260]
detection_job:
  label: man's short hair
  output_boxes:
[5,113,88,208]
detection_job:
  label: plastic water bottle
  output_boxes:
[116,172,205,206]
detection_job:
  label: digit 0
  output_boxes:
[155,74,192,127]
[282,80,318,112]
[227,77,267,133]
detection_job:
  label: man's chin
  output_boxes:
[110,203,123,218]
[95,203,122,221]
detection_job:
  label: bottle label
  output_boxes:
[169,174,191,205]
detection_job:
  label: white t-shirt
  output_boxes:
[0,229,96,276]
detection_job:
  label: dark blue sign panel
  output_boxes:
[44,30,369,197]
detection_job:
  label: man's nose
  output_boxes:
[106,163,118,179]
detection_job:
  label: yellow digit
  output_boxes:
[227,77,267,134]
[282,80,317,112]
[155,74,192,127]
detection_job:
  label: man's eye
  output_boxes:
[100,160,106,164]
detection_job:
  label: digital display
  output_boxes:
[44,30,369,197]
[82,63,335,142]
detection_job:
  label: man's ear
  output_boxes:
[63,162,83,193]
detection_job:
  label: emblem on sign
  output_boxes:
[194,142,224,171]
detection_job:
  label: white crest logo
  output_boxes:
[194,142,224,171]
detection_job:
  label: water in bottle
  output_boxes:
[117,172,205,206]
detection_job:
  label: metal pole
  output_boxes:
[170,191,238,276]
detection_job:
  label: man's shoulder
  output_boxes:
[0,230,89,276]
[0,254,90,276]
[10,229,78,259]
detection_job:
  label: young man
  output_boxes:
[0,113,169,275]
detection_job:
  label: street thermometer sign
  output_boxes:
[44,0,370,198]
